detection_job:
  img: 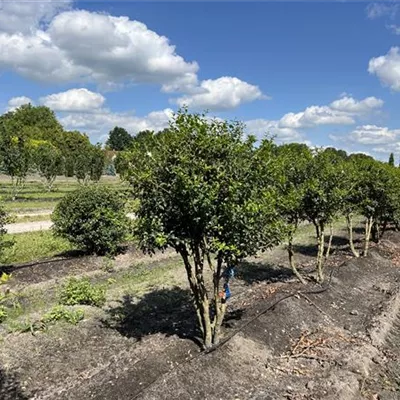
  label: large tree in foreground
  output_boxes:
[125,110,282,348]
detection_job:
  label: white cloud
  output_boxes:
[330,96,383,114]
[368,47,400,91]
[387,24,400,34]
[348,125,400,145]
[40,88,105,112]
[0,0,72,34]
[174,76,266,111]
[6,96,34,111]
[59,108,173,141]
[245,119,303,143]
[0,9,199,91]
[366,3,398,19]
[277,96,383,129]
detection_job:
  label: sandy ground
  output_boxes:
[1,227,400,399]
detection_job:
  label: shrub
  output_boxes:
[59,277,106,307]
[42,305,84,325]
[51,185,130,255]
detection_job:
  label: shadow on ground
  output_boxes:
[103,287,202,345]
[236,261,294,285]
[0,367,29,400]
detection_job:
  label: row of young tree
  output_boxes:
[0,104,106,198]
[110,110,400,349]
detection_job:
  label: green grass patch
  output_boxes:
[0,231,73,264]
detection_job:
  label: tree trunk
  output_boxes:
[315,222,325,283]
[364,216,373,257]
[325,223,333,260]
[179,245,213,349]
[346,214,359,258]
[371,220,380,243]
[288,228,306,284]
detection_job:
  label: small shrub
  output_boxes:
[0,306,7,323]
[60,277,106,307]
[42,305,84,325]
[52,185,130,255]
[101,255,115,273]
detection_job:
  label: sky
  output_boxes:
[0,1,400,160]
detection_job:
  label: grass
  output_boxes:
[12,214,52,223]
[0,174,124,213]
[0,231,73,264]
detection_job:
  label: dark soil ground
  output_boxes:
[1,222,400,400]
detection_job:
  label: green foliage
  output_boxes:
[32,141,64,191]
[59,277,106,307]
[0,306,7,323]
[106,126,133,151]
[52,185,129,255]
[123,109,282,347]
[0,231,72,264]
[389,152,395,167]
[42,305,84,325]
[74,144,105,184]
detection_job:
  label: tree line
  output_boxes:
[113,110,400,348]
[0,104,106,198]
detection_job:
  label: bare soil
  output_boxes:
[1,226,400,399]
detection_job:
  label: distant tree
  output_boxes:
[0,119,32,200]
[32,141,64,191]
[106,127,133,151]
[124,110,282,348]
[74,144,105,184]
[389,152,395,167]
[61,131,92,177]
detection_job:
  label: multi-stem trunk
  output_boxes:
[178,244,227,349]
[314,221,325,283]
[364,216,373,257]
[325,223,333,260]
[287,225,306,284]
[346,214,359,258]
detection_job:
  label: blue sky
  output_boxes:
[0,1,400,160]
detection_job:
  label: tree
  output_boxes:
[389,152,395,167]
[73,144,105,184]
[124,110,282,348]
[302,149,346,282]
[52,186,130,255]
[32,141,64,191]
[106,127,133,151]
[0,119,32,200]
[274,143,313,284]
[61,130,92,177]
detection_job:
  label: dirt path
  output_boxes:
[5,213,136,234]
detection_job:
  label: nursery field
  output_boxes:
[1,218,400,399]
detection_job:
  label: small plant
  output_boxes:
[101,255,115,273]
[0,305,7,322]
[42,306,84,325]
[0,272,12,284]
[60,277,106,307]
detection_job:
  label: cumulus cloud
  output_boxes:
[6,96,34,111]
[348,125,400,145]
[387,24,400,34]
[0,0,72,34]
[366,2,398,19]
[0,9,199,91]
[59,108,173,141]
[277,96,383,129]
[245,119,302,143]
[40,88,105,112]
[369,47,400,91]
[174,76,267,111]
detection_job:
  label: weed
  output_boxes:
[60,277,106,307]
[101,255,115,273]
[42,305,84,325]
[0,306,7,322]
